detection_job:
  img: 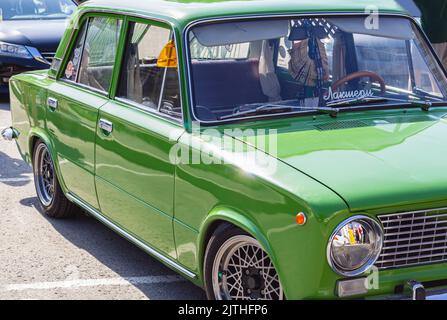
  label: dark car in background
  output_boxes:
[396,0,421,19]
[0,0,77,94]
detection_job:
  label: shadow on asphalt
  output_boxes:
[0,151,32,187]
[22,196,206,300]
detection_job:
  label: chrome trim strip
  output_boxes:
[65,192,197,280]
[378,206,447,218]
[114,97,183,125]
[59,78,110,97]
[385,238,447,249]
[182,12,432,126]
[383,214,447,225]
[376,251,447,264]
[384,225,447,237]
[380,245,447,257]
[378,260,446,271]
[384,233,447,244]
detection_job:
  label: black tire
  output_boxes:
[204,224,283,300]
[32,140,77,219]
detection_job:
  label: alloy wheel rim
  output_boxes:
[212,235,283,300]
[35,144,55,207]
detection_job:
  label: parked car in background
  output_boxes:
[0,0,77,94]
[4,0,447,300]
[396,0,421,19]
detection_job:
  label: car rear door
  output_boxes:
[46,14,123,209]
[94,19,184,257]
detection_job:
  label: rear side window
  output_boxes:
[62,16,122,93]
[117,22,182,119]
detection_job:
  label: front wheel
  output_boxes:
[33,141,77,219]
[204,225,284,300]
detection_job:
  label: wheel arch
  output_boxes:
[28,129,68,194]
[197,207,278,284]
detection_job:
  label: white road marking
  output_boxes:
[0,275,187,292]
[0,177,31,183]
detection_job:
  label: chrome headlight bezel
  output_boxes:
[327,215,383,277]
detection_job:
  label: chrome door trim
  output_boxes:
[65,192,197,280]
[114,97,183,125]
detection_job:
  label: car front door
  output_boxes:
[94,20,184,257]
[46,15,123,209]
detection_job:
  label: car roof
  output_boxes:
[81,0,408,28]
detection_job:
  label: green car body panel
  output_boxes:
[7,0,447,299]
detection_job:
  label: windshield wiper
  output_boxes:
[326,96,389,107]
[220,104,339,120]
[219,96,447,121]
[325,96,438,111]
[412,87,444,102]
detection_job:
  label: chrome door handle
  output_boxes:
[47,97,58,111]
[99,119,113,134]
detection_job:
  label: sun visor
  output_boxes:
[327,17,414,40]
[192,20,289,46]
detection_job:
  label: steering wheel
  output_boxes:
[332,71,386,93]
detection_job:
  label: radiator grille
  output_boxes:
[376,208,447,270]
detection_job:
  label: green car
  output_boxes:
[4,0,447,300]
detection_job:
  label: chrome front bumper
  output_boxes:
[426,290,447,300]
[372,281,447,300]
[404,283,447,300]
[426,288,447,301]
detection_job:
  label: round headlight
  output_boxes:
[327,216,383,277]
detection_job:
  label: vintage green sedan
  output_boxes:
[4,0,447,300]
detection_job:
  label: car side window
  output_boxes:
[117,22,182,119]
[62,22,88,82]
[62,16,122,93]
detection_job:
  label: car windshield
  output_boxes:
[187,16,447,122]
[0,0,75,20]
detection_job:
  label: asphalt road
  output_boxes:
[0,95,206,300]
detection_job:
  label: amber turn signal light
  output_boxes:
[296,212,307,225]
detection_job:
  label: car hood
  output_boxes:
[227,109,447,211]
[0,19,68,52]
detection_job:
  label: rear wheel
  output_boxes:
[204,224,284,300]
[33,141,76,218]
